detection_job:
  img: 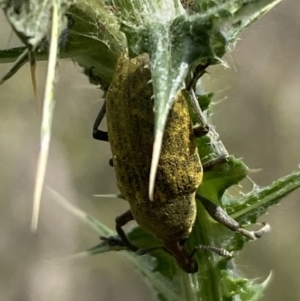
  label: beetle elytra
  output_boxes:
[93,52,269,273]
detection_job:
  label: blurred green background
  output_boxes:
[0,1,300,300]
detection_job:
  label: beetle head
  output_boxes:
[164,240,198,273]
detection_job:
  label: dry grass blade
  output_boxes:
[31,0,61,231]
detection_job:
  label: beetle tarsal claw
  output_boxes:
[238,222,271,240]
[254,222,271,238]
[100,236,125,247]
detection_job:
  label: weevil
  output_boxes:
[93,52,269,273]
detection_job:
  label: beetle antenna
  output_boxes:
[190,245,233,259]
[186,60,211,92]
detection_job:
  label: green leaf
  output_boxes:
[198,156,248,203]
[227,170,300,224]
[193,91,248,203]
[0,1,126,88]
[66,2,126,88]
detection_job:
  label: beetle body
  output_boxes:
[96,52,269,272]
[105,53,202,272]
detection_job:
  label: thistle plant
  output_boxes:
[0,1,298,301]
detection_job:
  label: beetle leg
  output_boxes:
[93,130,109,142]
[93,101,113,166]
[101,210,139,252]
[186,59,211,91]
[193,124,209,138]
[101,210,164,255]
[202,155,229,172]
[115,210,138,251]
[93,100,109,142]
[100,236,125,247]
[199,196,270,240]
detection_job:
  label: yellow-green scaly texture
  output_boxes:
[106,52,202,243]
